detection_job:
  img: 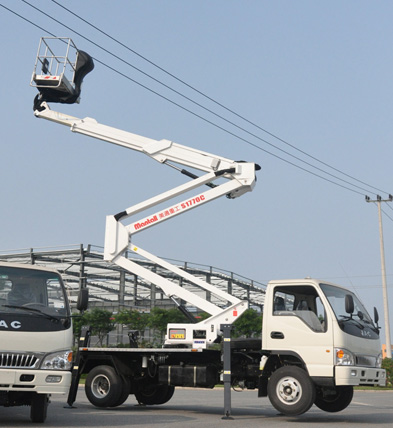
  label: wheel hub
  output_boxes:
[91,374,110,399]
[277,377,302,404]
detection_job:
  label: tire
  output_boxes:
[154,385,175,405]
[267,366,315,416]
[85,365,123,407]
[314,386,353,412]
[30,393,49,423]
[135,384,175,405]
[110,376,131,407]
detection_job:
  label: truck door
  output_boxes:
[264,285,334,378]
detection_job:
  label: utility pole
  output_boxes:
[365,194,392,359]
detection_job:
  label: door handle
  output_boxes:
[270,331,284,339]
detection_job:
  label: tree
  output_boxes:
[382,358,393,387]
[232,309,262,338]
[85,308,115,346]
[114,309,150,339]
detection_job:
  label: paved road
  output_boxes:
[0,387,392,427]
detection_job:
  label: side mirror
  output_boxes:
[345,294,354,316]
[374,307,379,324]
[76,288,89,312]
[374,307,380,329]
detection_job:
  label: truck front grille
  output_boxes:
[0,353,39,369]
[356,354,377,367]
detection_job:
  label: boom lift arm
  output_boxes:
[31,38,260,348]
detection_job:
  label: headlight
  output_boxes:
[335,348,355,366]
[376,352,383,368]
[41,350,73,370]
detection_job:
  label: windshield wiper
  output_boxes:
[3,305,60,322]
[361,318,379,332]
[338,315,365,329]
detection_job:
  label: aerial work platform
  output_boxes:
[30,37,94,109]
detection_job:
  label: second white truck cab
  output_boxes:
[0,262,87,422]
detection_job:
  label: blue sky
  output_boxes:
[1,1,392,344]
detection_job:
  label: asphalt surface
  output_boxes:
[0,387,392,427]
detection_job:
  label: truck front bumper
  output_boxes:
[0,369,71,394]
[335,366,386,387]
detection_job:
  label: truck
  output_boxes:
[0,261,87,422]
[30,37,386,417]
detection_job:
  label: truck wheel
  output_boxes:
[154,385,175,405]
[314,386,353,412]
[267,366,315,416]
[110,376,131,407]
[135,384,175,405]
[30,393,49,423]
[85,365,122,407]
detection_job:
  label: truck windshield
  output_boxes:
[320,283,379,339]
[0,265,71,332]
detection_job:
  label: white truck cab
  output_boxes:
[0,262,86,422]
[260,278,385,414]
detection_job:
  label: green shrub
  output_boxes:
[382,358,393,387]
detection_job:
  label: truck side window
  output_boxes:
[273,296,286,312]
[315,296,327,330]
[273,291,295,313]
[273,286,326,332]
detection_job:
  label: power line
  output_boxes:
[49,0,389,196]
[0,3,55,36]
[1,2,388,197]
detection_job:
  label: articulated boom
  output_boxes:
[32,38,259,348]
